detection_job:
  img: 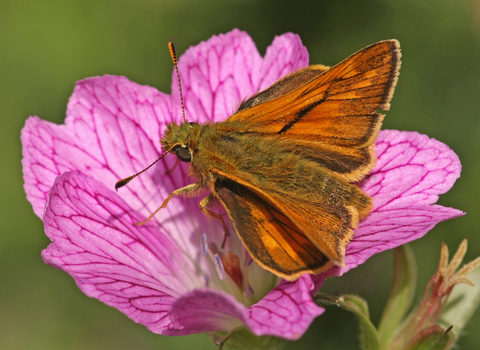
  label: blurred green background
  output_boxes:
[2,0,480,349]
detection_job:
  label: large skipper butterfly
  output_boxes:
[116,39,401,281]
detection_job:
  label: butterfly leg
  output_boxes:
[199,193,229,248]
[134,181,205,225]
[164,158,179,175]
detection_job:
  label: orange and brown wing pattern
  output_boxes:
[221,40,401,181]
[237,64,330,111]
[211,159,371,276]
[215,178,333,281]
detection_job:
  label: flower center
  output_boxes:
[206,235,251,296]
[199,228,281,306]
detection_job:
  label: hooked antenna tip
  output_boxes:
[115,177,132,191]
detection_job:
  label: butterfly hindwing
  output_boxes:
[210,150,371,278]
[214,177,333,281]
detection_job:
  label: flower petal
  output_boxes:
[247,275,324,340]
[346,130,464,269]
[42,171,203,334]
[346,205,463,269]
[167,274,323,339]
[175,29,262,124]
[365,130,462,209]
[255,32,309,91]
[21,76,222,263]
[21,75,176,218]
[167,288,247,335]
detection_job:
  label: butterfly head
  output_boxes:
[161,121,203,163]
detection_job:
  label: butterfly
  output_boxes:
[116,39,401,281]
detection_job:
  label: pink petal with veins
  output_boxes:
[167,275,322,340]
[168,289,247,335]
[42,170,323,339]
[255,32,309,91]
[43,171,202,333]
[21,76,174,218]
[247,275,323,340]
[21,77,219,263]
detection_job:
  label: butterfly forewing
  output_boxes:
[238,64,330,111]
[221,40,401,181]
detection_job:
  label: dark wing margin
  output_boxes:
[237,64,330,111]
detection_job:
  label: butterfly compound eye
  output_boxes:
[175,146,191,162]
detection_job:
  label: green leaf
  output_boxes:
[378,244,417,349]
[212,327,285,350]
[338,295,382,350]
[405,325,455,350]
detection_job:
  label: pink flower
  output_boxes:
[21,29,464,340]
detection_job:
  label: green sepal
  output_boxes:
[313,292,340,307]
[405,325,455,350]
[210,327,285,350]
[337,295,382,350]
[378,244,417,349]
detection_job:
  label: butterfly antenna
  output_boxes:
[115,145,177,191]
[168,39,186,123]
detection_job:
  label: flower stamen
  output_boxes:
[214,254,226,280]
[207,240,245,290]
[204,273,210,287]
[201,233,208,255]
[245,284,254,299]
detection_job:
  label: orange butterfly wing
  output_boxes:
[214,174,334,281]
[237,64,330,110]
[191,40,400,280]
[211,159,371,280]
[220,40,401,182]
